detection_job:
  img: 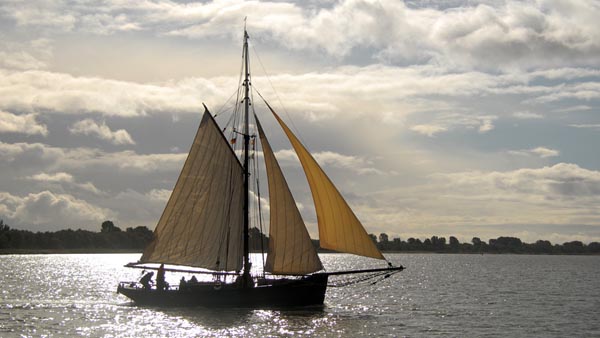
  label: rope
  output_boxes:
[250,44,309,145]
[327,270,401,287]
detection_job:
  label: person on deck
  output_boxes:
[156,264,166,291]
[139,271,154,290]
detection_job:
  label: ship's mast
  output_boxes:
[242,25,251,287]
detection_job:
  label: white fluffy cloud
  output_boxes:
[0,110,48,136]
[358,163,600,239]
[26,171,102,195]
[508,147,560,158]
[2,0,599,69]
[410,113,498,137]
[0,69,228,117]
[435,163,600,198]
[70,119,135,145]
[0,141,65,164]
[0,141,186,173]
[569,124,600,130]
[411,124,448,137]
[0,64,596,129]
[0,190,112,230]
[513,111,543,119]
[28,172,73,183]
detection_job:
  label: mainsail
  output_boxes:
[256,115,323,275]
[140,109,245,271]
[267,105,385,260]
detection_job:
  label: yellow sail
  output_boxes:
[268,106,385,260]
[256,115,323,275]
[140,109,245,271]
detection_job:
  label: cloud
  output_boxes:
[0,62,595,130]
[0,190,112,230]
[437,163,600,199]
[554,105,593,113]
[0,141,65,164]
[313,151,383,174]
[146,188,171,202]
[512,111,543,119]
[0,50,46,70]
[531,82,600,103]
[509,146,560,158]
[0,111,48,136]
[26,171,102,195]
[28,172,74,183]
[0,39,52,70]
[530,147,560,158]
[410,112,498,136]
[274,149,384,175]
[359,163,600,237]
[101,188,176,228]
[0,141,186,173]
[569,124,600,130]
[0,69,227,117]
[70,119,135,145]
[100,151,186,172]
[2,0,599,69]
[411,124,447,137]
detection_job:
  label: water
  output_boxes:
[0,253,598,337]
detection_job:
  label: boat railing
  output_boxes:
[118,281,180,291]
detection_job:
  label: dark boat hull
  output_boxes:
[117,274,328,308]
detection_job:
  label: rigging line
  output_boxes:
[213,87,241,120]
[370,270,401,285]
[327,271,391,287]
[232,71,243,151]
[218,39,246,146]
[250,43,309,145]
[226,40,246,159]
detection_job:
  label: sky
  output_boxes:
[0,0,599,244]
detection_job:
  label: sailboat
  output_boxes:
[117,27,403,307]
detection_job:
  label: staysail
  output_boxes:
[255,115,323,275]
[267,105,385,260]
[140,109,245,271]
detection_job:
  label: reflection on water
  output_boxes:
[1,253,599,337]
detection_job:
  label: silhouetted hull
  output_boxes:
[117,274,328,308]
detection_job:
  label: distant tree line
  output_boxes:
[0,220,152,252]
[368,233,600,255]
[248,228,600,255]
[1,219,599,255]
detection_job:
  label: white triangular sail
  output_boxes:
[256,115,323,275]
[267,105,385,260]
[140,109,245,271]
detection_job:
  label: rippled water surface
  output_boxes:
[1,253,598,337]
